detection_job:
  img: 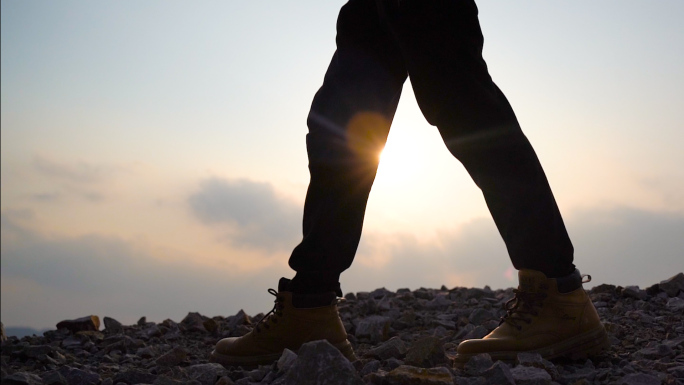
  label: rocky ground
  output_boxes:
[1,273,683,385]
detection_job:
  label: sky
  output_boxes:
[2,1,683,331]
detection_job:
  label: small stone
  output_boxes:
[0,322,6,342]
[21,344,55,358]
[385,365,454,385]
[355,315,391,343]
[145,324,163,338]
[616,373,661,385]
[659,272,684,297]
[56,315,100,333]
[2,372,44,385]
[103,317,123,334]
[426,293,453,309]
[365,336,408,360]
[203,318,219,334]
[454,377,486,385]
[510,366,552,385]
[361,360,382,376]
[181,312,208,333]
[56,366,101,385]
[636,343,673,359]
[385,357,404,371]
[468,309,494,325]
[464,353,493,376]
[666,297,684,311]
[462,325,488,340]
[62,334,86,348]
[272,340,364,385]
[277,348,298,372]
[404,336,447,368]
[215,377,236,385]
[480,361,514,385]
[137,316,147,326]
[186,363,227,385]
[156,346,188,366]
[621,286,647,300]
[41,370,67,385]
[153,377,187,385]
[227,309,251,330]
[136,346,155,358]
[113,368,158,385]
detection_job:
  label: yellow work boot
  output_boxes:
[209,278,356,367]
[454,269,608,366]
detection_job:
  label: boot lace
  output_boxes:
[255,289,285,333]
[500,289,547,331]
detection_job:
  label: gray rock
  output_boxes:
[361,360,382,376]
[510,366,552,385]
[2,372,44,385]
[659,272,684,297]
[155,346,188,366]
[365,336,408,360]
[385,357,404,371]
[454,377,487,385]
[185,363,227,385]
[56,315,100,333]
[666,296,684,311]
[515,352,558,380]
[113,368,158,385]
[385,365,454,385]
[181,312,207,333]
[404,336,447,367]
[103,317,123,334]
[273,339,364,385]
[621,286,647,300]
[41,370,67,385]
[426,293,452,309]
[616,373,661,385]
[277,348,298,372]
[462,325,488,340]
[636,343,673,359]
[468,309,494,325]
[464,353,493,376]
[214,377,236,385]
[21,345,55,359]
[56,366,101,385]
[153,377,188,385]
[355,316,391,343]
[482,361,514,385]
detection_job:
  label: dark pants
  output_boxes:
[289,0,575,295]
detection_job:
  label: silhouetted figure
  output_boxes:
[211,0,608,367]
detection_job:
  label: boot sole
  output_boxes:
[209,339,357,368]
[453,326,609,367]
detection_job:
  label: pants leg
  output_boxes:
[381,0,575,277]
[288,0,408,294]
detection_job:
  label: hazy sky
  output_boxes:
[2,1,683,330]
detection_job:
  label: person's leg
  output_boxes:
[288,0,408,296]
[377,0,607,363]
[211,0,408,367]
[379,0,574,278]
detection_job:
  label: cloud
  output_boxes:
[188,178,301,251]
[32,156,114,184]
[0,213,293,329]
[2,204,681,331]
[344,206,684,293]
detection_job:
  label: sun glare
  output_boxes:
[376,136,422,185]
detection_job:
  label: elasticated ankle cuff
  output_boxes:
[555,269,582,293]
[290,272,343,297]
[291,291,338,308]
